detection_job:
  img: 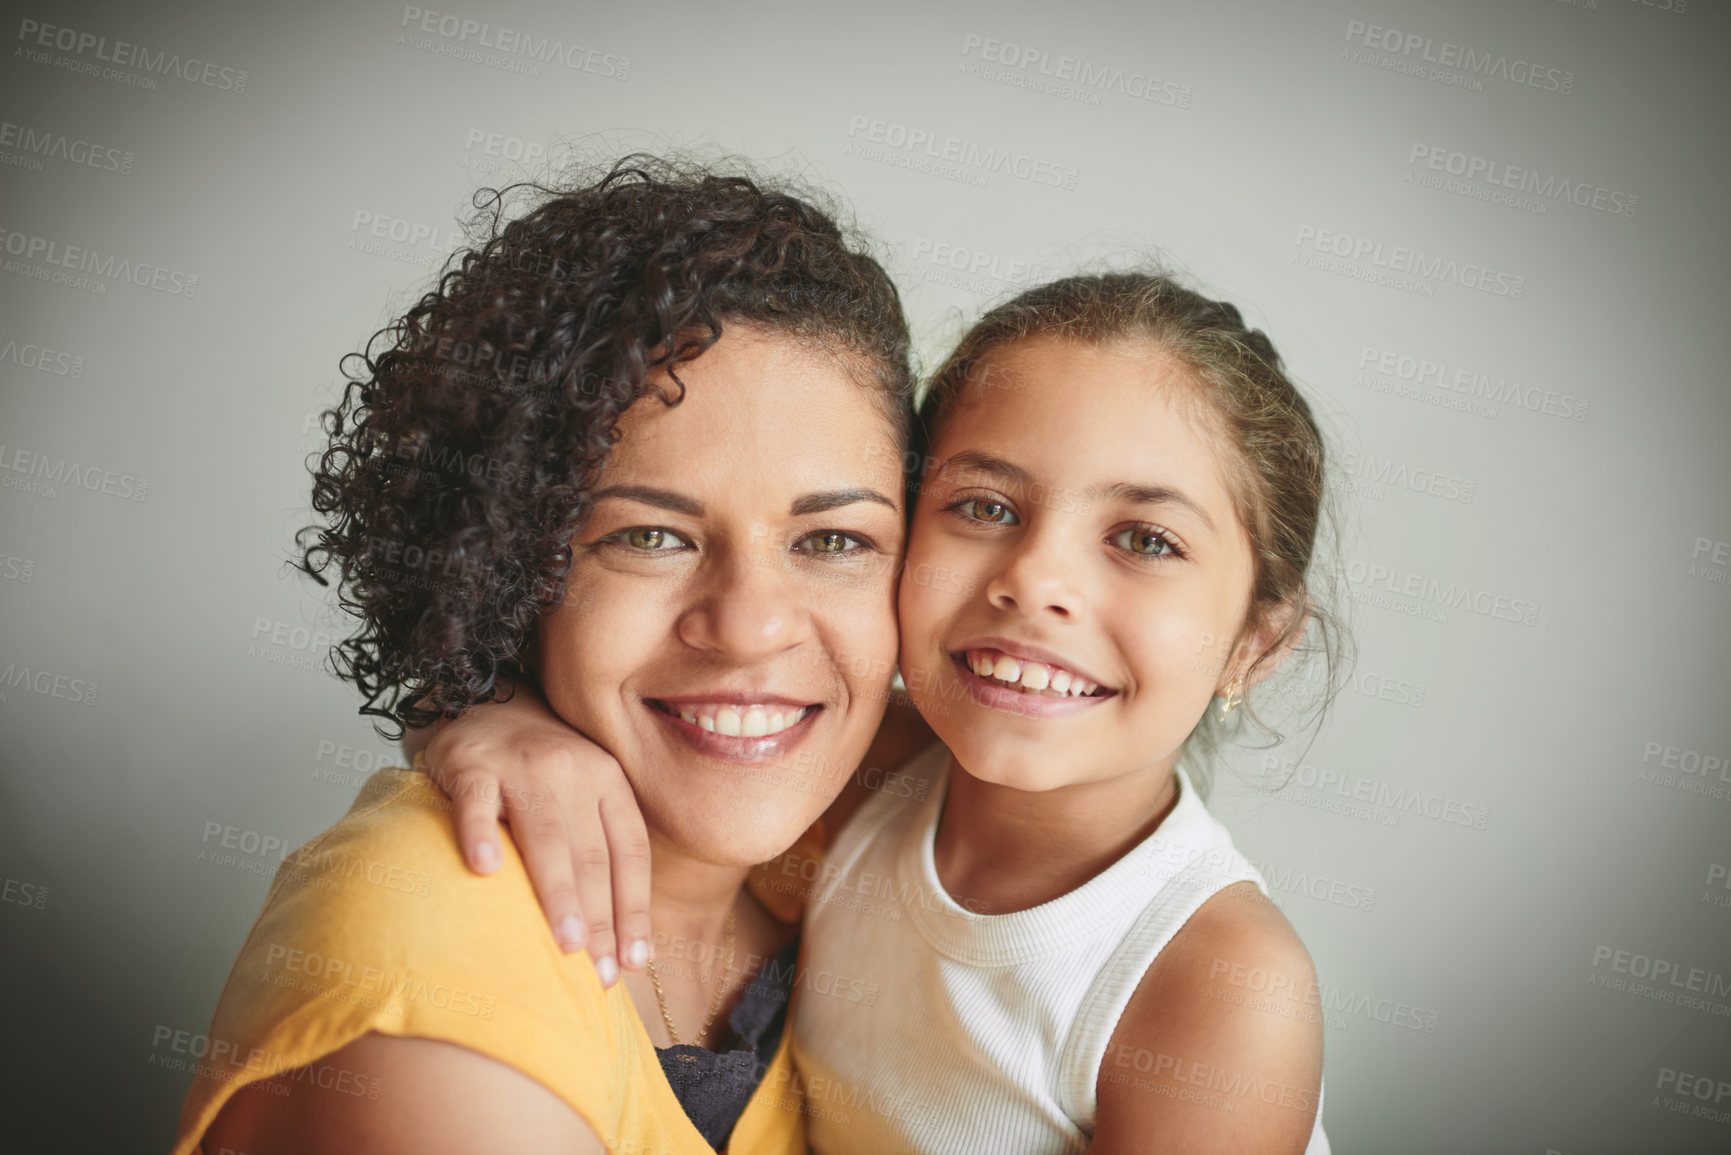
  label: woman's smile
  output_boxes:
[644,693,824,762]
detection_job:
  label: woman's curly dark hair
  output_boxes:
[297,154,915,737]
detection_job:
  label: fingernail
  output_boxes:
[625,939,649,968]
[555,916,586,953]
[472,841,500,874]
[596,956,619,988]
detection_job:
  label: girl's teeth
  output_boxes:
[965,650,1102,697]
[716,708,743,737]
[699,715,716,732]
[680,710,697,724]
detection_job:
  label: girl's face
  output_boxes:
[537,326,906,867]
[899,334,1265,791]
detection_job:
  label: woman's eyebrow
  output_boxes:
[590,484,704,516]
[790,488,898,516]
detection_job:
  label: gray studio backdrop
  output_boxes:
[2,0,1727,1150]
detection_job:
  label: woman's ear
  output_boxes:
[1219,601,1307,694]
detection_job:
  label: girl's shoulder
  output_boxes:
[1092,880,1324,1151]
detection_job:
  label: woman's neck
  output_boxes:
[644,834,753,945]
[932,755,1181,915]
[625,834,792,1051]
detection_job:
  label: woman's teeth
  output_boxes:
[675,704,808,737]
[965,650,1100,697]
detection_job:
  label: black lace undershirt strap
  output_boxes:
[654,934,801,1150]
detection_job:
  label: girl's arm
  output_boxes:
[412,677,933,981]
[1090,882,1325,1154]
[408,680,651,984]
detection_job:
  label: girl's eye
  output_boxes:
[1110,526,1181,558]
[952,498,1019,525]
[794,530,867,554]
[614,527,687,551]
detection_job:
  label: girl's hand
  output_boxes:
[414,684,652,986]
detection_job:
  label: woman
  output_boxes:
[173,155,921,1154]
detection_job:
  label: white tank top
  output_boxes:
[792,743,1330,1154]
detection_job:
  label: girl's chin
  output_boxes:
[933,731,1109,794]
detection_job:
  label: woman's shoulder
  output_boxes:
[174,767,632,1155]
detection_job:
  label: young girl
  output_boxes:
[424,272,1339,1153]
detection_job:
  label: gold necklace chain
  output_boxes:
[646,907,737,1052]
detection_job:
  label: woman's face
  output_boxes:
[538,326,906,867]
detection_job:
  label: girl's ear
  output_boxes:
[1219,601,1307,693]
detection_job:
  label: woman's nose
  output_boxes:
[676,541,813,661]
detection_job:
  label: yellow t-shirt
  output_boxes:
[172,767,809,1154]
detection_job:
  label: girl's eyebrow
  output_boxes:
[943,450,1029,486]
[942,450,1215,533]
[1101,482,1215,532]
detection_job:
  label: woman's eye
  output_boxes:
[617,527,686,551]
[958,499,1017,525]
[795,530,865,554]
[1111,527,1178,558]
